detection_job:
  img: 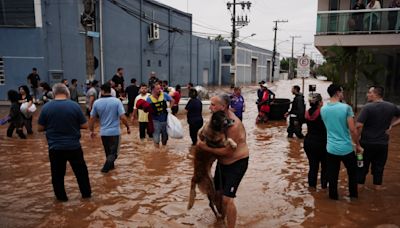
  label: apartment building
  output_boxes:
[315,0,400,103]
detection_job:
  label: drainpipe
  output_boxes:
[168,9,171,83]
[197,38,199,85]
[99,0,104,84]
[140,0,143,83]
[189,16,192,84]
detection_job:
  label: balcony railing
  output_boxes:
[316,8,400,35]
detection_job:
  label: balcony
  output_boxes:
[315,8,400,49]
[316,8,400,35]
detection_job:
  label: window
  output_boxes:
[0,0,35,27]
[328,0,340,32]
[158,60,162,67]
[329,0,340,10]
[223,55,232,63]
[350,0,372,8]
[147,60,151,67]
[0,57,5,85]
[221,49,232,64]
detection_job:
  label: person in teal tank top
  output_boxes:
[320,84,362,200]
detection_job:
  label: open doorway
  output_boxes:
[251,58,257,84]
[202,68,209,85]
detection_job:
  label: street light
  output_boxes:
[237,33,256,42]
[277,39,289,46]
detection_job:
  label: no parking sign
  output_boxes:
[297,56,310,78]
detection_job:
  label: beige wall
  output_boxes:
[318,0,393,12]
[318,0,329,11]
[340,0,351,10]
[318,0,356,11]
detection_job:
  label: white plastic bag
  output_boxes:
[167,113,184,139]
[20,102,37,118]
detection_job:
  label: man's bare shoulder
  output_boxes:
[227,116,245,138]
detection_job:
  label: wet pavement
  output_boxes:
[0,78,399,227]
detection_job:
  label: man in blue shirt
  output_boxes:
[89,83,130,173]
[147,81,174,148]
[38,83,91,202]
[321,84,362,200]
[230,87,245,121]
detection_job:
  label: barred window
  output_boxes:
[0,0,35,27]
[0,57,5,85]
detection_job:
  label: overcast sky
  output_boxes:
[156,0,322,61]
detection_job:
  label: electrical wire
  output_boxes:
[107,0,232,38]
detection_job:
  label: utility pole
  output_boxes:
[302,43,312,56]
[227,1,251,87]
[230,0,236,87]
[271,19,288,83]
[81,0,96,81]
[289,35,301,80]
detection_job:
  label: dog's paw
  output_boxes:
[227,138,237,149]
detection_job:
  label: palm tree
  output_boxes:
[321,46,384,111]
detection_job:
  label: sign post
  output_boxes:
[297,55,310,93]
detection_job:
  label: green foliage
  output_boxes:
[316,62,341,83]
[280,57,289,71]
[214,35,226,42]
[316,45,384,108]
[310,59,316,68]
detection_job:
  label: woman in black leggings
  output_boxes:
[303,93,327,189]
[185,89,203,145]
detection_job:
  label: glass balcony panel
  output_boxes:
[316,8,400,35]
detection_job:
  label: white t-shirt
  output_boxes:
[367,1,381,9]
[99,88,116,98]
[134,93,150,122]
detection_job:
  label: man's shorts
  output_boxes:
[214,157,249,198]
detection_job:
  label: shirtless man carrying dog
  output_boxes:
[197,94,249,228]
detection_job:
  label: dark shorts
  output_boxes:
[214,157,249,198]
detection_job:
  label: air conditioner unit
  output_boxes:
[148,23,160,42]
[153,23,160,40]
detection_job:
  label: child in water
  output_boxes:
[6,90,26,139]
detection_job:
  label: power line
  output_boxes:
[108,0,232,38]
[226,0,252,86]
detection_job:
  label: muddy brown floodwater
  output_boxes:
[1,79,400,227]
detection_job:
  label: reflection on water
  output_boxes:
[0,79,400,227]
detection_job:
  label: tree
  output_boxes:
[310,59,316,68]
[320,45,385,110]
[280,57,289,71]
[214,35,226,42]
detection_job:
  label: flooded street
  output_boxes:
[1,78,400,227]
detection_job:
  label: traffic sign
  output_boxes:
[297,55,310,78]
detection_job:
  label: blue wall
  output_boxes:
[97,0,196,86]
[191,37,222,86]
[0,28,46,99]
[0,0,275,100]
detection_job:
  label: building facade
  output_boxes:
[219,42,277,85]
[315,0,400,103]
[0,0,277,100]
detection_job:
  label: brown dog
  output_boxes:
[187,111,237,218]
